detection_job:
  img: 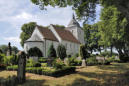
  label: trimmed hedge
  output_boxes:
[0,64,6,70]
[6,66,76,77]
[0,75,18,86]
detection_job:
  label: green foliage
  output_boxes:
[86,57,98,65]
[38,57,47,63]
[0,45,19,54]
[0,45,8,54]
[68,57,81,66]
[99,6,129,58]
[106,56,120,62]
[27,58,36,67]
[79,45,88,59]
[41,63,47,67]
[47,44,57,58]
[0,49,3,54]
[119,56,129,62]
[53,58,65,70]
[57,44,67,60]
[28,47,43,57]
[0,54,4,63]
[100,51,118,57]
[30,0,97,23]
[83,24,101,53]
[7,65,18,71]
[0,75,18,86]
[20,22,36,47]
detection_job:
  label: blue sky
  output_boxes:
[0,0,101,50]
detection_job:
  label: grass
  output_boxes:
[0,62,129,86]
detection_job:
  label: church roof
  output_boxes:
[67,14,80,28]
[37,26,58,42]
[52,25,80,44]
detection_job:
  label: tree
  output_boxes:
[99,6,129,59]
[30,0,129,24]
[0,49,3,54]
[47,44,57,58]
[20,22,36,47]
[57,44,67,60]
[0,45,19,55]
[83,23,101,54]
[28,47,43,57]
[0,45,8,54]
[79,45,88,60]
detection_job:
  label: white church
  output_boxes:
[24,15,85,57]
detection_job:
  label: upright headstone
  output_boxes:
[81,59,86,67]
[17,51,26,84]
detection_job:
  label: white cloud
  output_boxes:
[4,37,21,43]
[15,12,34,20]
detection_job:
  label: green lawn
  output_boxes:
[0,62,129,86]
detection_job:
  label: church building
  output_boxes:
[24,15,85,57]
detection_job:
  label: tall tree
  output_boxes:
[83,23,101,54]
[57,44,66,60]
[99,6,128,58]
[20,22,37,47]
[47,44,57,58]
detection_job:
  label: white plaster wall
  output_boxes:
[45,40,59,57]
[61,40,80,56]
[28,27,44,41]
[24,42,45,56]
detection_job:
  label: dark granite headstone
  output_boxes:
[17,51,26,84]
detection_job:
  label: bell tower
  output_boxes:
[66,14,85,44]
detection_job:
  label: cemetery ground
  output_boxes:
[0,62,129,86]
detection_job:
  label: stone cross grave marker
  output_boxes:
[17,51,26,84]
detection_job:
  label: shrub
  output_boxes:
[28,47,43,57]
[27,58,36,67]
[79,45,88,59]
[7,65,18,71]
[119,56,129,62]
[53,58,65,69]
[34,62,41,67]
[38,57,47,63]
[100,51,118,57]
[0,64,6,70]
[86,57,98,66]
[0,75,18,86]
[41,63,47,67]
[47,44,57,58]
[0,54,4,63]
[67,57,81,66]
[57,44,67,60]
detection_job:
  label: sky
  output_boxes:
[0,0,101,50]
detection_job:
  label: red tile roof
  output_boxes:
[37,26,58,42]
[52,25,80,44]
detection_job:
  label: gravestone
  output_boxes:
[64,58,69,66]
[81,59,86,67]
[17,51,26,84]
[47,57,54,67]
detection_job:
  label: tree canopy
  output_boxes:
[20,22,37,47]
[30,0,129,23]
[0,45,19,54]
